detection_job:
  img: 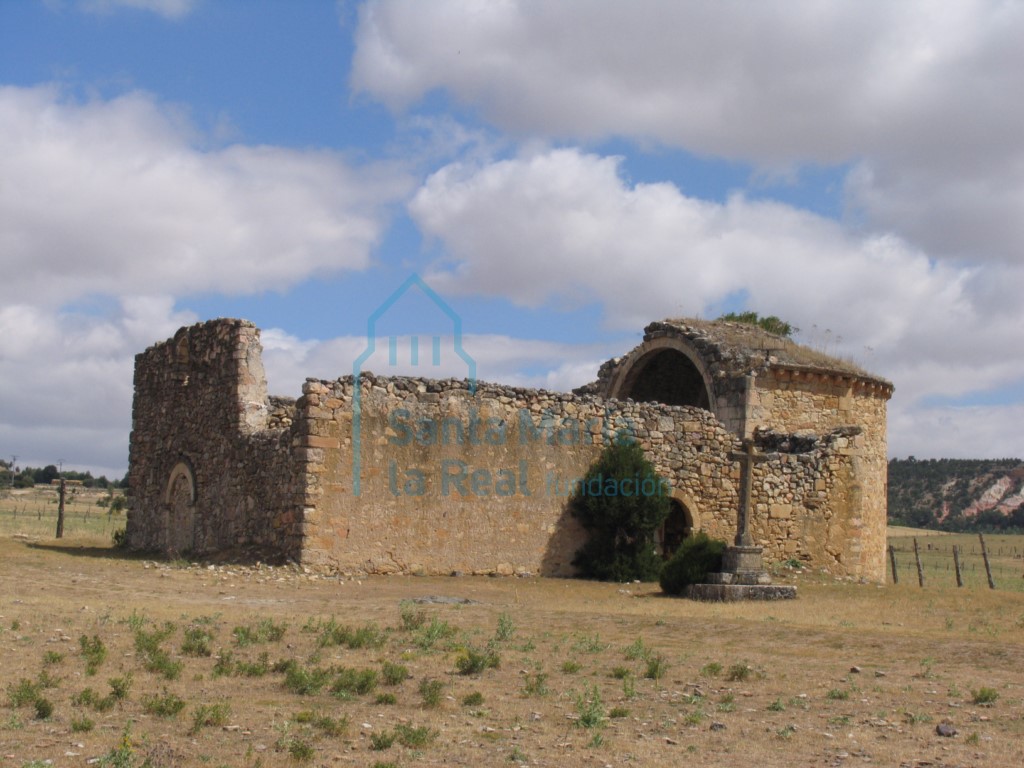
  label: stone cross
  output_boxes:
[729,439,770,547]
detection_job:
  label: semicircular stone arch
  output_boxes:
[607,337,715,412]
[658,490,701,559]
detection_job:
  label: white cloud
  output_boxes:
[353,0,1024,262]
[889,402,1024,461]
[0,85,409,308]
[4,1,1021,475]
[76,0,198,19]
[0,83,413,475]
[0,297,195,475]
[408,147,1024,457]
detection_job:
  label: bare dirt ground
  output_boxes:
[1,534,1022,768]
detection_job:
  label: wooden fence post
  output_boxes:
[952,545,963,588]
[55,478,66,539]
[888,545,899,584]
[978,533,995,589]
[913,538,924,587]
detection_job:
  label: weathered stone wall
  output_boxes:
[126,320,303,559]
[126,318,887,582]
[291,374,868,578]
[593,321,892,582]
[293,374,734,575]
[749,369,890,581]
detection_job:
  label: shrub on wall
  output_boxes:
[716,311,796,338]
[659,532,727,595]
[570,437,671,582]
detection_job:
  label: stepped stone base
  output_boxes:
[703,570,773,586]
[685,582,798,602]
[684,545,797,601]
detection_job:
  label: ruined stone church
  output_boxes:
[126,316,893,581]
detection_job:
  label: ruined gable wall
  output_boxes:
[749,369,891,581]
[126,320,303,558]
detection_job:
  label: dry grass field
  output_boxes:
[1,500,1022,767]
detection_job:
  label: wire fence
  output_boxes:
[888,534,1024,591]
[0,504,125,541]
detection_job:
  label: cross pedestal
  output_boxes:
[721,545,768,581]
[718,438,771,581]
[686,438,797,601]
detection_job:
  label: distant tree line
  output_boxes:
[888,456,1024,533]
[0,459,127,490]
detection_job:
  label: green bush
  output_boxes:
[380,661,408,686]
[79,635,108,676]
[71,715,95,732]
[455,645,500,675]
[141,689,186,717]
[570,437,671,582]
[394,723,436,748]
[418,678,444,709]
[188,702,230,734]
[33,697,53,720]
[283,664,332,696]
[971,687,999,706]
[330,667,378,698]
[659,532,726,595]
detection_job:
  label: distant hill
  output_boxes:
[887,457,1024,532]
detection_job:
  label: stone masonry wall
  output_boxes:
[126,320,304,559]
[293,374,865,578]
[294,374,739,575]
[126,319,882,582]
[749,368,891,581]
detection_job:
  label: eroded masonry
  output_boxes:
[126,318,893,581]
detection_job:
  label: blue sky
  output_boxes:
[2,0,1023,477]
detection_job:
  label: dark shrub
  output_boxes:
[659,532,726,595]
[570,437,671,582]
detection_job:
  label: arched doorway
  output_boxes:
[658,497,696,559]
[164,461,196,557]
[607,338,714,411]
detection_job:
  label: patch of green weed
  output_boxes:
[141,689,186,717]
[523,672,549,697]
[573,683,605,729]
[381,661,408,686]
[233,619,286,647]
[455,645,500,675]
[79,635,107,676]
[419,678,444,709]
[189,702,230,735]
